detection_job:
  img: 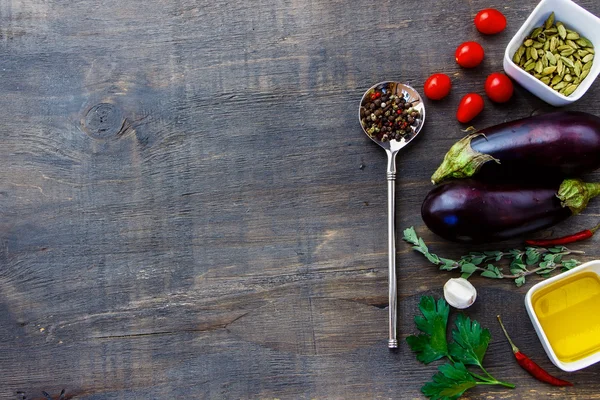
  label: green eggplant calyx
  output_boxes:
[557,179,600,215]
[430,133,500,184]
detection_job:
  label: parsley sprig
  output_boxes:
[407,296,515,400]
[402,227,583,287]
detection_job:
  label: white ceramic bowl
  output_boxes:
[504,0,600,106]
[525,260,600,371]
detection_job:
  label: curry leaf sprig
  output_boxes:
[407,296,514,400]
[403,227,584,287]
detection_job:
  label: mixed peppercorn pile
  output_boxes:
[360,85,421,142]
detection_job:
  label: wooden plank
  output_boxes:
[1,0,600,398]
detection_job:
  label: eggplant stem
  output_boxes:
[557,179,600,215]
[430,133,499,184]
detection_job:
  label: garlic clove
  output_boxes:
[444,278,477,309]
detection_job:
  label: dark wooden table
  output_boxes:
[2,0,600,398]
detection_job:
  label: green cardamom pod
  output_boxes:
[574,60,582,77]
[544,12,555,30]
[576,37,593,48]
[546,51,557,65]
[560,48,575,56]
[535,60,544,74]
[551,75,563,85]
[561,56,575,69]
[540,76,551,84]
[542,66,557,75]
[581,69,590,80]
[553,37,561,52]
[538,32,547,43]
[566,39,580,49]
[566,32,580,40]
[531,47,539,60]
[557,58,563,72]
[524,61,536,71]
[524,39,534,47]
[531,27,543,38]
[513,51,522,64]
[582,53,594,63]
[583,60,593,71]
[564,84,578,96]
[553,81,567,90]
[557,23,567,40]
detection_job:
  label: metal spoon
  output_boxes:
[358,81,426,349]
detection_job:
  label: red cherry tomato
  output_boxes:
[474,8,507,35]
[424,73,452,100]
[456,93,484,123]
[455,42,485,68]
[484,72,514,103]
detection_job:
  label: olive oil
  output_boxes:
[532,271,600,363]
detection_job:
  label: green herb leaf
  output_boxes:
[526,248,541,266]
[562,259,579,270]
[403,227,419,246]
[460,263,477,274]
[448,314,491,367]
[548,246,566,253]
[509,249,522,258]
[509,260,527,275]
[467,255,485,266]
[515,276,526,287]
[481,270,501,278]
[421,362,476,400]
[440,258,457,271]
[406,296,449,363]
[480,264,502,278]
[426,252,441,264]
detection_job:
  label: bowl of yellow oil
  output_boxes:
[526,260,600,371]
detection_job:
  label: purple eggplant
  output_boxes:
[421,178,600,243]
[431,111,600,184]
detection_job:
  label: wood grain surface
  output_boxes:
[2,0,600,398]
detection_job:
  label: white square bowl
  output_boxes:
[503,0,600,106]
[525,260,600,371]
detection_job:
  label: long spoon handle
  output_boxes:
[386,150,398,349]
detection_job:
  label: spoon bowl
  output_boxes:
[358,81,426,348]
[359,81,426,152]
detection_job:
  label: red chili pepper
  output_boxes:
[497,315,573,387]
[525,223,600,246]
